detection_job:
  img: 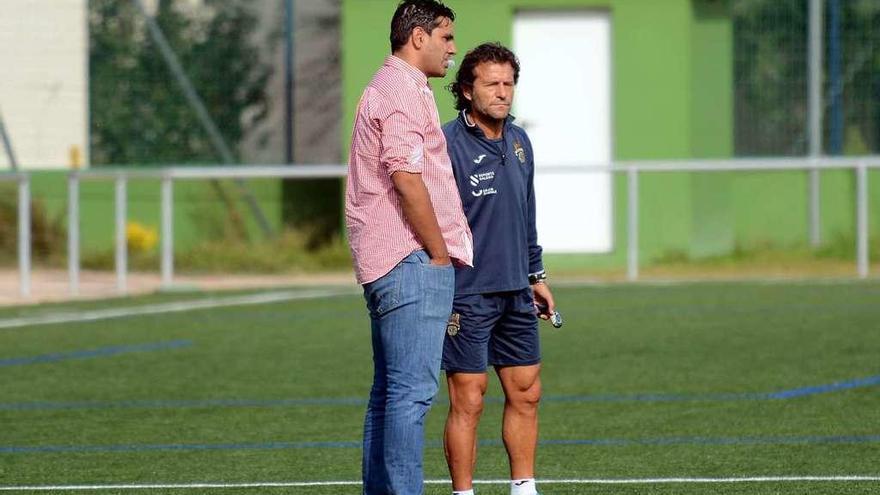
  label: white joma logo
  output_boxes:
[473,154,486,164]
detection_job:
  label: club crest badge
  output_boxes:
[513,141,526,164]
[446,313,461,337]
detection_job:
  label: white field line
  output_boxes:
[0,476,878,491]
[552,276,880,288]
[0,288,359,330]
[3,278,873,330]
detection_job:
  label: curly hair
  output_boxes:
[448,42,520,111]
[389,0,455,52]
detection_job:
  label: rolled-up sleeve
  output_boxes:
[374,91,426,176]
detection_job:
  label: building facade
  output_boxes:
[342,0,739,265]
[0,0,89,169]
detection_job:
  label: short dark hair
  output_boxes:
[389,0,455,52]
[448,42,520,111]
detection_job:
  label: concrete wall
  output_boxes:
[241,0,342,165]
[0,0,89,169]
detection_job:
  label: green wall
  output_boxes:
[729,168,880,254]
[690,1,734,257]
[342,0,711,159]
[342,0,738,268]
[342,0,878,270]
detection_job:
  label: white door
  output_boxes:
[513,11,613,253]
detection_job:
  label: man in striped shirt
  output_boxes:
[345,1,473,493]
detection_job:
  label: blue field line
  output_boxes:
[0,440,362,455]
[764,375,880,399]
[2,434,879,455]
[0,397,365,411]
[544,392,757,403]
[2,373,877,412]
[0,340,193,368]
[534,435,880,447]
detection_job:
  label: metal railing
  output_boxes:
[66,165,347,296]
[1,172,30,297]
[3,157,877,299]
[604,157,878,279]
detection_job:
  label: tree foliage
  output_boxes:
[733,0,880,156]
[89,0,272,165]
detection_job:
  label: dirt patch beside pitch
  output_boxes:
[0,269,357,306]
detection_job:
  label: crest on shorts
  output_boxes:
[513,141,526,164]
[446,313,460,337]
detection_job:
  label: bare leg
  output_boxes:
[444,372,489,491]
[496,364,541,480]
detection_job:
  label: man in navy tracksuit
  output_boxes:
[440,42,556,495]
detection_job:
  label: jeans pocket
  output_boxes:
[363,267,401,317]
[417,259,454,321]
[412,249,453,269]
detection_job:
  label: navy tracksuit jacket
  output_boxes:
[442,110,544,296]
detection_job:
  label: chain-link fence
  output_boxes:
[88,0,340,166]
[87,0,343,248]
[734,0,880,157]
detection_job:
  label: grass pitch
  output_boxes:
[1,280,878,494]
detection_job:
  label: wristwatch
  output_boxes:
[528,271,547,285]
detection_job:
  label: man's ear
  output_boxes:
[411,27,426,49]
[463,85,473,102]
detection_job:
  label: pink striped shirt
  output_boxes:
[346,55,473,285]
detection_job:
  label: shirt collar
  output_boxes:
[459,110,515,139]
[385,55,429,89]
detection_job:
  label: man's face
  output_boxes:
[466,62,516,121]
[419,17,456,78]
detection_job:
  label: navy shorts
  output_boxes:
[441,288,540,373]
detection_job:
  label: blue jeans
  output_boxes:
[361,250,454,495]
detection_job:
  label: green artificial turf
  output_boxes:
[1,281,878,494]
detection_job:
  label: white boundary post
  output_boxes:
[68,173,80,296]
[18,174,30,298]
[627,168,639,281]
[808,0,824,246]
[115,176,128,294]
[856,163,869,278]
[161,176,174,289]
